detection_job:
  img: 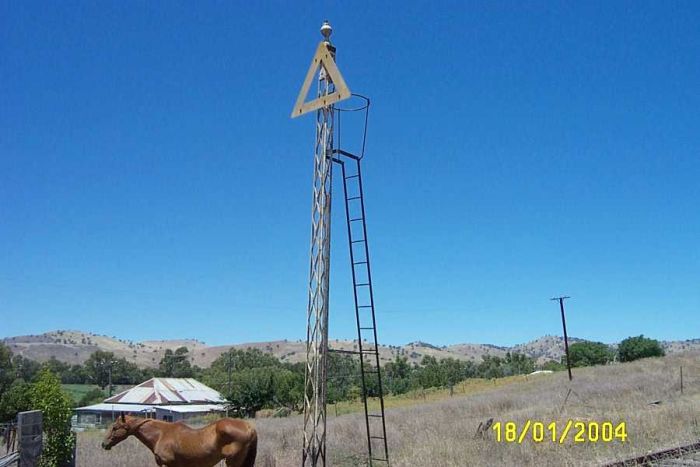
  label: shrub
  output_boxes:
[618,335,665,362]
[32,369,75,467]
[568,341,614,367]
[78,387,106,407]
[0,379,33,422]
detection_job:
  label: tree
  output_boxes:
[568,341,614,367]
[84,351,117,388]
[326,353,360,402]
[384,356,413,395]
[62,365,88,384]
[440,358,468,388]
[477,355,504,379]
[159,347,194,378]
[209,348,282,374]
[200,348,305,415]
[78,387,106,407]
[270,369,304,412]
[44,358,71,381]
[226,367,276,417]
[32,369,75,467]
[417,356,444,388]
[503,352,535,376]
[110,358,143,385]
[0,343,14,395]
[618,335,665,362]
[0,379,33,422]
[12,355,41,382]
[202,348,287,396]
[84,351,144,388]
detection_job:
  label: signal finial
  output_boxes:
[320,20,332,42]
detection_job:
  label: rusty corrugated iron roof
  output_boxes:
[103,378,225,405]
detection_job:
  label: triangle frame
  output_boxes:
[291,41,351,118]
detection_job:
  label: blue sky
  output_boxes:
[1,2,698,347]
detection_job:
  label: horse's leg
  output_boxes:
[225,455,246,467]
[224,440,257,467]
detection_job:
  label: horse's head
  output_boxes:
[102,413,132,450]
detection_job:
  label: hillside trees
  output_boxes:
[84,351,143,387]
[618,335,665,362]
[478,355,505,379]
[503,352,535,375]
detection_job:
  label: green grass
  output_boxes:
[62,384,101,404]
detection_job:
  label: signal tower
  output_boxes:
[291,21,389,467]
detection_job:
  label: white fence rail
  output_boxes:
[0,451,20,467]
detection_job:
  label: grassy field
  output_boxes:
[63,384,130,405]
[77,351,699,466]
[63,384,101,404]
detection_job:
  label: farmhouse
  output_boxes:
[74,377,226,425]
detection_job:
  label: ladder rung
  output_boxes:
[371,459,389,463]
[353,261,368,265]
[345,174,359,180]
[351,239,366,244]
[360,327,374,330]
[356,283,370,287]
[350,217,364,222]
[358,305,372,308]
[368,414,384,418]
[370,436,385,440]
[347,196,361,201]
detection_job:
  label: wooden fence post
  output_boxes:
[17,410,42,467]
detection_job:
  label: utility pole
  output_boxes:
[551,296,572,381]
[227,351,234,398]
[108,359,117,397]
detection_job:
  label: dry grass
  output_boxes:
[76,352,700,466]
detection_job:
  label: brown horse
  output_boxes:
[102,414,257,467]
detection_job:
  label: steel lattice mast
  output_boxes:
[301,21,337,466]
[293,21,389,467]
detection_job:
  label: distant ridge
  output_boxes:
[2,330,699,369]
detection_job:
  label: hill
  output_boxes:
[2,330,698,369]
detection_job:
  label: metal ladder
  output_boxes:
[331,149,389,466]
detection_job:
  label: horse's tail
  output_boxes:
[242,429,257,467]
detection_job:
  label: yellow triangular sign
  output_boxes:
[291,41,351,118]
